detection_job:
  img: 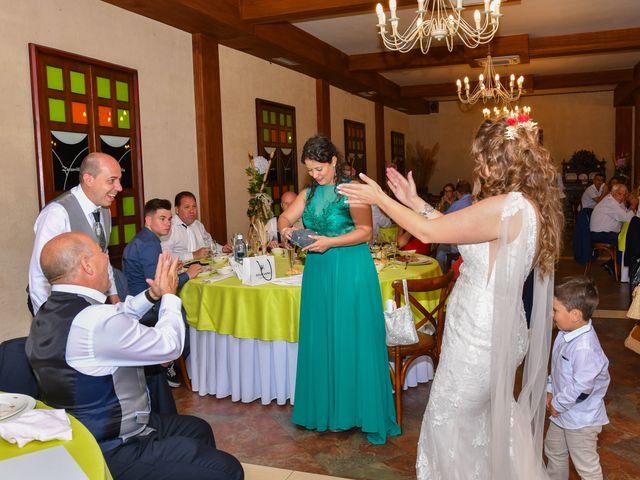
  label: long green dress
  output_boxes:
[291,183,400,444]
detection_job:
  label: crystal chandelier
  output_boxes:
[456,55,524,105]
[375,0,502,54]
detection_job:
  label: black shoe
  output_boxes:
[601,262,614,277]
[166,361,182,388]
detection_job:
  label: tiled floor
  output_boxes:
[175,244,640,479]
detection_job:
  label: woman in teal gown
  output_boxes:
[278,135,399,444]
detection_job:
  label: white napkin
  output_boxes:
[201,272,235,284]
[0,409,72,447]
[270,274,303,286]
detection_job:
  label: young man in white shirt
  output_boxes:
[545,276,610,480]
[580,174,607,210]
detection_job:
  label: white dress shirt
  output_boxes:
[372,205,393,240]
[28,185,117,314]
[589,194,634,233]
[60,284,185,376]
[161,215,223,261]
[547,320,610,429]
[581,183,604,209]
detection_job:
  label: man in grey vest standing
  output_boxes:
[28,152,122,314]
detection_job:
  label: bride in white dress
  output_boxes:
[338,116,563,479]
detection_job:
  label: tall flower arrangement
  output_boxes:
[246,152,274,254]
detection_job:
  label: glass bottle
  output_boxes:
[233,234,247,263]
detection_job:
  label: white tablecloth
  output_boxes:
[187,328,434,405]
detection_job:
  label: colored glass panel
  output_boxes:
[117,109,130,129]
[265,186,272,197]
[280,131,286,143]
[115,81,129,102]
[50,131,89,190]
[263,128,270,142]
[274,204,281,216]
[273,185,280,199]
[287,132,293,144]
[46,66,64,91]
[48,98,66,122]
[98,106,112,127]
[286,114,292,127]
[289,184,294,192]
[262,110,269,124]
[70,71,86,94]
[122,196,135,216]
[110,201,118,217]
[96,77,111,99]
[269,111,276,124]
[279,113,285,126]
[109,227,119,246]
[71,102,88,124]
[270,130,276,142]
[124,223,137,243]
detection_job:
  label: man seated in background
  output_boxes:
[26,232,243,480]
[123,198,202,387]
[590,183,634,276]
[267,190,301,247]
[435,180,473,271]
[162,191,231,261]
[580,173,607,213]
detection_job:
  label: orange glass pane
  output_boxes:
[270,130,276,142]
[273,185,280,200]
[280,131,286,143]
[71,102,88,125]
[282,185,289,193]
[98,106,113,127]
[110,201,118,217]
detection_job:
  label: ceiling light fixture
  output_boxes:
[456,54,524,105]
[375,0,502,54]
[482,104,531,120]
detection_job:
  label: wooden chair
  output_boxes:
[388,270,456,429]
[585,242,619,281]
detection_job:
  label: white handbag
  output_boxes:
[230,255,276,286]
[384,279,419,347]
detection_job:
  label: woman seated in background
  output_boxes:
[397,226,431,255]
[437,183,455,212]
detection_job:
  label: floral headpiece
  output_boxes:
[504,113,537,141]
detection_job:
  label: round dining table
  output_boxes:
[0,398,112,479]
[180,254,442,405]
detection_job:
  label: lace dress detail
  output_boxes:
[416,192,540,479]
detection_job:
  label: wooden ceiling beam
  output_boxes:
[350,28,639,73]
[530,28,640,58]
[614,62,640,107]
[400,69,633,99]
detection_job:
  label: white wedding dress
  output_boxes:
[416,192,552,480]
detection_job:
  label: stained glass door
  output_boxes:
[344,120,367,175]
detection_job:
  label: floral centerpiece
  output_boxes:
[246,152,274,255]
[613,153,630,185]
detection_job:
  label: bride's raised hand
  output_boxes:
[387,168,419,209]
[337,173,386,205]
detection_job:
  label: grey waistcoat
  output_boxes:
[55,190,112,251]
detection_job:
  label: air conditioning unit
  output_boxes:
[474,55,521,67]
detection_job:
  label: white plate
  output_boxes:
[0,393,36,422]
[392,257,432,265]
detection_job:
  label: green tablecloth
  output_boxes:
[180,254,442,342]
[0,399,111,479]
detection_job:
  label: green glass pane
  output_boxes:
[122,196,135,216]
[48,98,66,122]
[287,132,293,144]
[274,204,281,216]
[279,113,285,126]
[265,186,272,197]
[46,66,64,91]
[117,109,130,129]
[262,110,269,124]
[263,128,270,142]
[124,223,137,243]
[109,227,120,246]
[69,71,85,94]
[115,81,129,102]
[96,77,111,99]
[289,185,294,192]
[269,111,276,124]
[286,114,292,127]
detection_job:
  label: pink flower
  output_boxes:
[615,157,626,168]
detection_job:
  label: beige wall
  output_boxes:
[218,45,317,239]
[409,91,616,193]
[329,87,378,181]
[0,0,197,340]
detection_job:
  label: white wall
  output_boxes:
[0,0,197,340]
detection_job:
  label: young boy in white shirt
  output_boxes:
[545,276,610,480]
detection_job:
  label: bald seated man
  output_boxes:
[29,152,122,314]
[267,190,302,247]
[26,232,243,480]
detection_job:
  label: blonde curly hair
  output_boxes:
[471,118,563,275]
